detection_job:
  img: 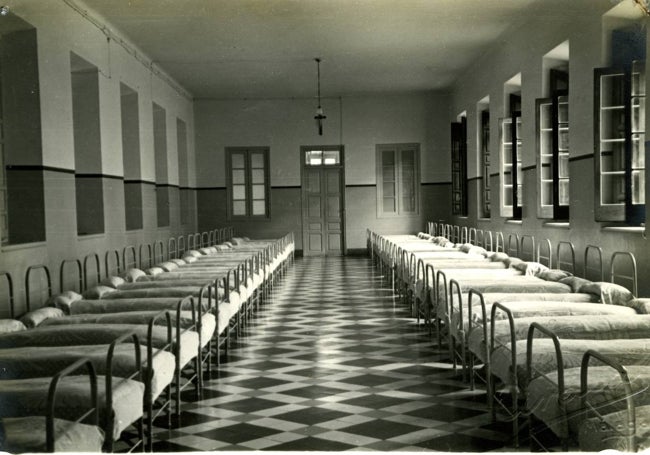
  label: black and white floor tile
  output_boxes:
[148,256,522,452]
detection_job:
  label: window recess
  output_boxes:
[594,61,645,224]
[451,117,468,216]
[500,94,522,219]
[480,109,491,218]
[226,147,270,219]
[376,143,420,217]
[536,69,569,220]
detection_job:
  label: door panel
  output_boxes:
[301,157,345,256]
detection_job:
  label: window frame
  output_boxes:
[225,147,270,220]
[594,62,645,225]
[376,143,420,218]
[480,109,491,218]
[451,117,468,216]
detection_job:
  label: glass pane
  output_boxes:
[559,180,570,206]
[232,169,245,184]
[601,108,626,140]
[305,150,322,165]
[383,197,396,213]
[251,152,264,168]
[401,149,415,165]
[323,150,340,165]
[233,185,246,200]
[540,102,552,130]
[503,169,512,186]
[503,187,513,206]
[601,73,625,108]
[558,96,569,124]
[383,183,395,198]
[252,184,265,199]
[632,170,645,204]
[252,200,266,215]
[601,143,625,173]
[632,134,645,169]
[559,154,570,179]
[601,173,626,205]
[632,61,645,96]
[231,153,245,169]
[632,97,645,133]
[233,201,246,215]
[382,150,395,165]
[382,166,395,182]
[402,196,415,212]
[252,169,264,184]
[541,180,553,206]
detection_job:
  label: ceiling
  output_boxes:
[78,0,570,99]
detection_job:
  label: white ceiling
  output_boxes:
[79,0,566,99]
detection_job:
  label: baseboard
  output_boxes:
[346,248,369,256]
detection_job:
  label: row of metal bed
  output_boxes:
[0,228,295,453]
[368,225,650,452]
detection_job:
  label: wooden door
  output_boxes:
[301,147,345,256]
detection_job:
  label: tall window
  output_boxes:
[177,118,189,225]
[501,93,522,219]
[480,109,491,218]
[226,147,269,219]
[451,117,468,216]
[120,83,143,231]
[537,69,569,220]
[152,103,169,227]
[0,70,7,245]
[376,143,420,216]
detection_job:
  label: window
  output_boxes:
[0,79,7,245]
[451,117,468,216]
[226,147,269,219]
[177,118,189,225]
[376,143,419,216]
[594,61,645,224]
[479,109,491,218]
[500,93,522,219]
[120,83,143,231]
[536,69,569,220]
[152,103,169,227]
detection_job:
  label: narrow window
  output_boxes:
[226,147,269,219]
[376,143,420,216]
[479,108,491,218]
[177,118,189,225]
[120,82,143,231]
[500,89,523,220]
[594,26,646,224]
[71,52,104,236]
[153,103,169,227]
[451,116,468,216]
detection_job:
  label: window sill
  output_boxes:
[78,233,105,241]
[2,241,47,253]
[601,225,645,235]
[477,218,491,222]
[544,221,570,229]
[506,219,523,225]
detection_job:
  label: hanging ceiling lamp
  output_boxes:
[314,58,327,136]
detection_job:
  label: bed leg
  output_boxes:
[512,385,519,448]
[468,353,475,391]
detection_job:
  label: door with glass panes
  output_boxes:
[301,147,345,256]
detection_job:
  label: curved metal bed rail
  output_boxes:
[610,251,638,297]
[0,271,14,318]
[453,225,460,244]
[139,243,153,270]
[122,245,137,271]
[468,227,477,245]
[168,237,178,261]
[104,250,121,278]
[519,235,535,262]
[495,232,504,252]
[536,239,552,268]
[193,233,201,249]
[555,241,576,273]
[506,233,519,258]
[483,231,494,252]
[153,240,165,264]
[177,236,186,258]
[83,253,101,291]
[186,234,195,251]
[201,232,209,248]
[584,245,604,282]
[25,264,52,312]
[59,259,83,294]
[459,226,468,244]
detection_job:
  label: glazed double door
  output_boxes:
[301,166,344,256]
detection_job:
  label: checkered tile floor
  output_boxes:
[148,256,517,451]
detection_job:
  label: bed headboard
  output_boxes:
[105,250,121,278]
[555,241,576,274]
[24,264,52,313]
[536,239,552,268]
[59,259,82,294]
[610,251,638,297]
[584,245,604,282]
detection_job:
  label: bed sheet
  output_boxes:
[118,280,216,289]
[0,344,174,400]
[578,403,650,452]
[0,375,144,440]
[101,287,212,299]
[527,365,650,436]
[491,337,650,388]
[0,416,104,453]
[436,278,572,319]
[468,312,647,363]
[68,297,209,315]
[0,324,200,370]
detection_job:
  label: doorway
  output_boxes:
[301,146,345,256]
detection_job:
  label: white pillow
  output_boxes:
[20,307,64,328]
[0,319,26,333]
[101,276,125,288]
[124,268,147,283]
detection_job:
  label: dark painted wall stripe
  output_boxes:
[421,181,452,186]
[272,185,301,189]
[346,184,375,188]
[522,165,536,171]
[124,179,156,185]
[468,176,482,182]
[490,172,499,177]
[76,173,123,180]
[569,154,594,162]
[8,164,74,174]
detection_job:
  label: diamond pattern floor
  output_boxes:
[148,256,516,452]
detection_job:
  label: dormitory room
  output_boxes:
[2,0,650,452]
